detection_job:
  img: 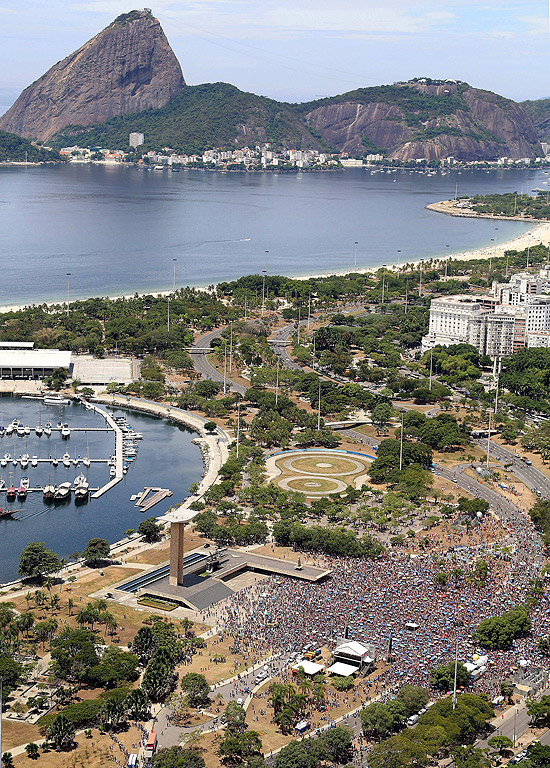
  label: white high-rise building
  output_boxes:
[422,271,550,358]
[129,132,144,148]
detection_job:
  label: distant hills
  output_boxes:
[0,130,60,163]
[53,79,542,162]
[0,9,544,162]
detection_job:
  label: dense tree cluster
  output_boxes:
[469,192,550,220]
[474,606,531,650]
[402,410,469,451]
[360,685,429,738]
[273,521,385,558]
[366,693,493,768]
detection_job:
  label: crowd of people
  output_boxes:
[211,499,546,701]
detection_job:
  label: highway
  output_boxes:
[189,328,247,395]
[476,439,550,500]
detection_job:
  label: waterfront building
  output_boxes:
[0,349,71,379]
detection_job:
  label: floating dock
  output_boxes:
[134,486,172,512]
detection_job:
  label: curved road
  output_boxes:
[190,329,247,395]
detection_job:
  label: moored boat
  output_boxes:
[54,482,72,501]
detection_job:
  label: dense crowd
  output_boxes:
[212,502,546,700]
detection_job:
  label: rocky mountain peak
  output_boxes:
[0,9,185,141]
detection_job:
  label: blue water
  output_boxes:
[0,397,203,582]
[0,164,547,306]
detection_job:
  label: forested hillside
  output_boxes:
[0,130,61,162]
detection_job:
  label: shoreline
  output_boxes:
[1,208,548,315]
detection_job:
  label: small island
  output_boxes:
[427,191,550,221]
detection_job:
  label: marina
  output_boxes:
[0,396,204,581]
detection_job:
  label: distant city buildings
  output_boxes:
[422,269,550,357]
[129,132,145,148]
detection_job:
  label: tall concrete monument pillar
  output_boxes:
[169,521,185,585]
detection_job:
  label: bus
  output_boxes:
[144,731,157,758]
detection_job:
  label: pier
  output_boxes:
[89,402,124,498]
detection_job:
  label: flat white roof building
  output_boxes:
[0,349,72,379]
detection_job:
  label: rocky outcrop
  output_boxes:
[0,10,185,141]
[302,82,542,161]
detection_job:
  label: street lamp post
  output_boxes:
[236,398,241,459]
[0,676,3,761]
[317,379,322,430]
[229,322,233,373]
[399,411,404,471]
[452,635,459,710]
[487,409,492,469]
[262,251,268,316]
[223,343,227,395]
[66,272,71,316]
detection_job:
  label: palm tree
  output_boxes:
[17,612,35,639]
[101,699,126,731]
[124,689,150,721]
[47,714,75,750]
[67,597,74,617]
[49,594,60,615]
[312,682,326,709]
[296,672,312,699]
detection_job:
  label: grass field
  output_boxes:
[284,476,345,493]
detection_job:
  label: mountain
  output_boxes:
[521,98,550,143]
[0,130,61,162]
[298,80,541,161]
[50,78,541,162]
[51,82,325,155]
[0,10,185,142]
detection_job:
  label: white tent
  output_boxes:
[292,660,324,676]
[327,662,358,677]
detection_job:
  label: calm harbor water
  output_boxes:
[0,164,548,306]
[0,397,203,582]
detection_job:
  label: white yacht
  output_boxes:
[31,456,38,467]
[54,482,71,501]
[74,474,89,502]
[44,395,70,405]
[62,452,71,468]
[44,426,52,437]
[61,424,71,439]
[20,454,29,469]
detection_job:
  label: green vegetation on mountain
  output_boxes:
[294,83,470,126]
[51,82,325,155]
[0,130,61,162]
[49,77,540,161]
[522,97,550,142]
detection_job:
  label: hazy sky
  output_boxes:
[0,0,549,109]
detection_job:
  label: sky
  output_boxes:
[0,0,549,110]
